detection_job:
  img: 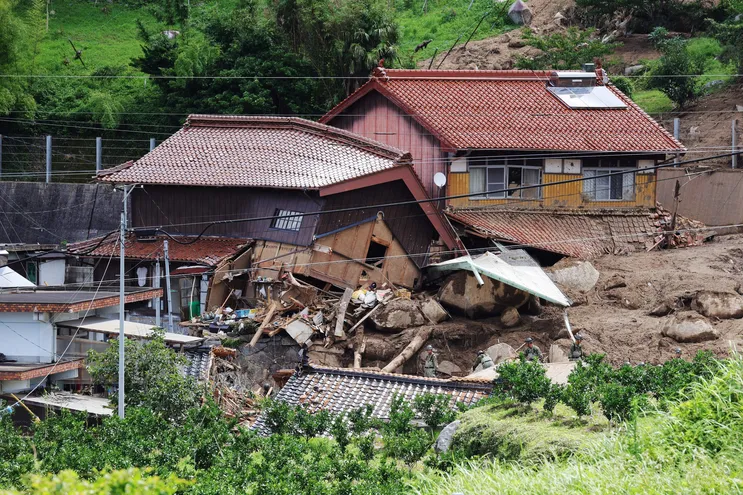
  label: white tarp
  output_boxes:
[0,266,35,288]
[57,317,204,345]
[428,249,570,307]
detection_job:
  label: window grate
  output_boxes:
[271,209,304,231]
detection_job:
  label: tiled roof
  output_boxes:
[67,234,250,267]
[98,116,410,188]
[447,207,662,259]
[321,68,685,153]
[182,346,214,382]
[252,366,491,433]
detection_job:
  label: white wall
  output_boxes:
[0,313,55,363]
[39,259,66,286]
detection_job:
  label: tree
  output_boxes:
[86,329,200,421]
[0,0,42,117]
[650,37,704,109]
[707,15,743,76]
[516,28,620,71]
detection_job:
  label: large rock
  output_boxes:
[434,420,461,453]
[549,344,569,363]
[500,306,521,328]
[370,298,426,331]
[508,0,532,25]
[438,271,530,319]
[624,64,645,76]
[437,360,462,376]
[692,290,743,319]
[660,314,720,343]
[420,298,448,324]
[546,260,600,293]
[486,343,517,365]
[604,274,627,291]
[521,295,542,316]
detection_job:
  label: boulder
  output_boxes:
[660,314,719,343]
[500,306,521,328]
[604,274,627,291]
[546,260,600,293]
[508,39,526,48]
[692,290,743,319]
[486,343,517,364]
[371,298,427,331]
[438,271,530,319]
[521,295,542,316]
[649,298,676,317]
[508,0,532,25]
[549,344,569,363]
[624,64,645,76]
[437,360,463,376]
[420,298,449,324]
[434,420,461,453]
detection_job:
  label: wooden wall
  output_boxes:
[447,172,656,208]
[326,91,448,199]
[131,186,322,246]
[252,217,420,289]
[317,180,437,267]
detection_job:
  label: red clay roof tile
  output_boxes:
[321,69,685,153]
[98,116,411,188]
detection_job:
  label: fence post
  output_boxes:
[96,136,102,173]
[0,134,3,179]
[673,118,680,165]
[149,138,156,151]
[733,119,738,170]
[46,135,52,183]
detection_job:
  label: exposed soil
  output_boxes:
[355,236,743,374]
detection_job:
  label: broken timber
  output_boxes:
[381,327,433,372]
[334,287,353,338]
[250,302,277,347]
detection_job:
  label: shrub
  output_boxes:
[648,26,670,48]
[610,75,634,98]
[493,359,551,405]
[650,37,704,108]
[543,383,564,414]
[385,394,415,436]
[412,393,458,431]
[599,382,645,422]
[516,27,620,70]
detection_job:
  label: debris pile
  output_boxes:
[648,203,712,251]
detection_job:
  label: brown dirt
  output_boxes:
[356,236,743,374]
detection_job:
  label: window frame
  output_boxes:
[270,209,304,232]
[468,156,543,200]
[583,168,636,202]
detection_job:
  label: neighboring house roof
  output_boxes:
[321,68,685,153]
[447,207,664,259]
[182,346,214,382]
[67,234,251,267]
[0,288,161,313]
[97,115,411,189]
[0,359,84,382]
[252,366,491,433]
[0,266,35,288]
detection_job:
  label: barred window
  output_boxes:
[270,209,303,231]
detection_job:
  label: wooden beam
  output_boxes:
[381,327,432,373]
[250,302,277,347]
[334,287,353,338]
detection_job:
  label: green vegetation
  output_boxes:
[414,355,743,494]
[574,0,728,33]
[632,89,674,113]
[516,27,620,71]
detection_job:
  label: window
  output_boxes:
[26,262,37,285]
[469,156,542,199]
[365,238,388,267]
[582,157,637,201]
[583,169,635,201]
[270,209,303,231]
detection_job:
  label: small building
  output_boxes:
[96,115,458,293]
[320,68,687,259]
[0,287,162,393]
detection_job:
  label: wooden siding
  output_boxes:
[252,218,420,289]
[317,180,437,267]
[448,172,656,208]
[327,91,448,198]
[131,186,322,246]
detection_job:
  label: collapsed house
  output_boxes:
[320,67,690,260]
[95,115,458,296]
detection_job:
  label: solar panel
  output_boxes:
[547,86,628,109]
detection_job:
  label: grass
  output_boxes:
[632,89,675,114]
[33,0,158,75]
[414,356,743,495]
[366,0,515,65]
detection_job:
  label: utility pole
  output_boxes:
[673,118,680,165]
[118,185,129,419]
[96,137,102,173]
[733,119,738,170]
[154,259,161,327]
[149,138,156,152]
[163,240,174,332]
[0,134,3,179]
[46,135,52,183]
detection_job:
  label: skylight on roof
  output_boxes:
[547,86,627,109]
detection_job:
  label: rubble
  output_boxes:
[604,274,627,291]
[438,270,529,318]
[660,314,720,343]
[691,290,743,320]
[500,306,521,327]
[371,298,427,331]
[419,298,449,324]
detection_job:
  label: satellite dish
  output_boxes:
[434,172,447,188]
